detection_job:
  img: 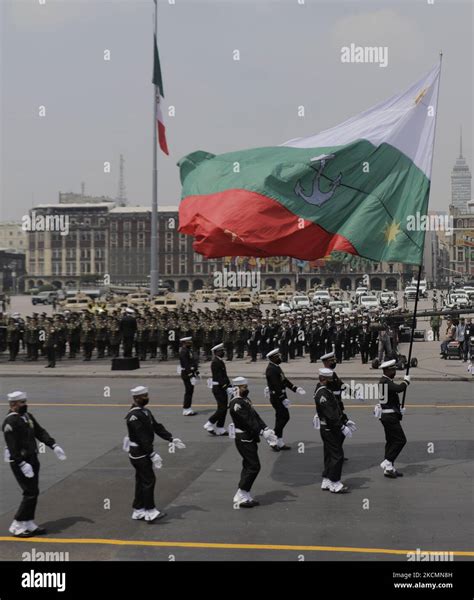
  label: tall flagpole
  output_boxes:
[150,0,159,296]
[402,52,443,408]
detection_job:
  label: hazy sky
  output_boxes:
[1,0,472,221]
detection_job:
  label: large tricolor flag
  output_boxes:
[178,63,440,265]
[153,34,169,155]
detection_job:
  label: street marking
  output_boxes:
[26,403,474,408]
[0,536,472,556]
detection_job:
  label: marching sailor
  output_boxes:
[125,386,186,522]
[229,377,277,508]
[314,369,354,493]
[3,391,67,537]
[204,343,231,436]
[179,336,199,416]
[374,360,410,478]
[265,348,306,451]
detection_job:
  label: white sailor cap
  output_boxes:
[321,351,335,361]
[380,359,396,369]
[130,386,148,397]
[125,308,135,314]
[266,348,280,358]
[232,377,248,386]
[212,343,224,352]
[7,391,27,402]
[180,337,192,342]
[318,368,334,378]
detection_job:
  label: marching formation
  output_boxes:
[0,302,413,368]
[2,341,411,536]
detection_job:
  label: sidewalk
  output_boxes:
[0,340,472,381]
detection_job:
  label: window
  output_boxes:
[180,254,187,274]
[110,233,118,247]
[193,252,202,263]
[124,233,131,248]
[137,233,145,248]
[179,233,187,252]
[124,221,131,232]
[110,221,118,232]
[67,248,75,259]
[194,263,202,274]
[165,255,172,275]
[52,249,61,260]
[138,221,145,231]
[165,232,173,252]
[52,263,62,275]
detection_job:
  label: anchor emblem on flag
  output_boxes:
[294,154,342,207]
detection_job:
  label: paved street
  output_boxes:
[0,377,472,561]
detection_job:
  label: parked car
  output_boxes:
[404,286,418,301]
[31,291,58,305]
[359,295,380,309]
[290,294,311,309]
[380,291,398,307]
[355,286,369,298]
[312,290,331,305]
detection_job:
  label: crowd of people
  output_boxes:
[0,302,416,368]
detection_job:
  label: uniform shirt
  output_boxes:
[314,384,344,431]
[378,375,408,416]
[179,346,198,377]
[125,406,173,459]
[229,395,266,442]
[265,361,297,404]
[2,411,55,464]
[210,356,230,389]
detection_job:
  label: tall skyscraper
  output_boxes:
[451,127,471,210]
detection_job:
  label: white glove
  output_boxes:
[262,428,277,445]
[263,386,270,399]
[151,453,163,470]
[355,388,365,402]
[313,414,320,430]
[346,420,357,432]
[53,445,67,460]
[341,425,353,438]
[207,378,213,389]
[227,387,236,400]
[374,404,382,418]
[190,377,197,386]
[282,399,291,408]
[4,447,11,462]
[122,436,130,452]
[400,407,406,415]
[403,375,411,383]
[296,387,306,395]
[20,461,34,478]
[172,438,186,449]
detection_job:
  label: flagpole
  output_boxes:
[402,52,443,408]
[150,0,159,297]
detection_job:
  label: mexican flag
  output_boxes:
[178,63,440,265]
[153,34,169,155]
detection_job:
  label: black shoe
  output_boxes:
[279,445,291,451]
[331,485,349,494]
[395,471,403,477]
[208,430,217,435]
[384,470,398,479]
[343,457,349,461]
[216,431,229,437]
[270,445,280,452]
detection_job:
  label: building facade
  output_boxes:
[0,222,27,253]
[451,131,471,211]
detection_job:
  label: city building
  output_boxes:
[0,250,26,293]
[0,222,27,252]
[451,129,471,211]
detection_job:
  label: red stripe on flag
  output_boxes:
[179,190,357,259]
[157,120,169,155]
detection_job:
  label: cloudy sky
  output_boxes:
[0,0,472,221]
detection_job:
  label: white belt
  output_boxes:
[381,409,396,414]
[211,381,219,386]
[235,428,244,433]
[129,441,139,447]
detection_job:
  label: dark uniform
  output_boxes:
[3,410,55,524]
[378,374,408,471]
[125,406,173,512]
[265,360,297,448]
[229,392,267,496]
[179,343,199,412]
[209,354,230,430]
[314,383,345,486]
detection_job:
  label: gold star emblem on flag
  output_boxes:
[384,221,401,244]
[414,88,427,105]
